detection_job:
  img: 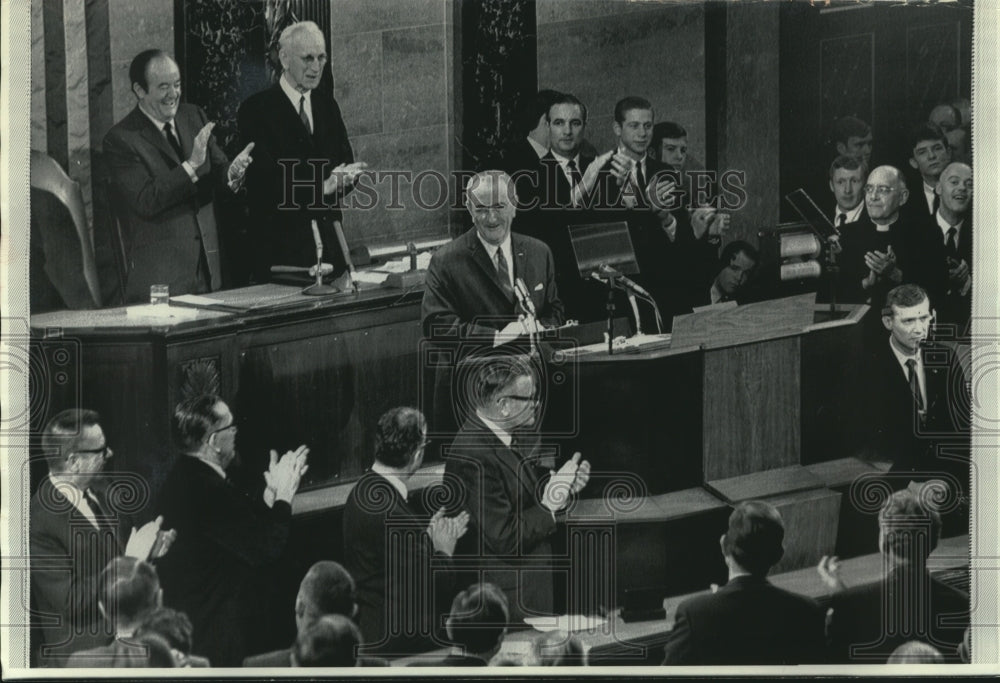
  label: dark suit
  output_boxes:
[500,137,545,180]
[513,151,606,322]
[103,104,228,302]
[153,456,293,667]
[928,215,972,335]
[30,477,120,665]
[238,83,354,279]
[661,575,826,665]
[828,567,969,663]
[408,652,489,666]
[445,415,559,622]
[243,647,387,667]
[835,216,948,307]
[422,228,564,340]
[64,637,159,668]
[342,472,453,655]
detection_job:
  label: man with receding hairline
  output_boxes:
[929,161,973,331]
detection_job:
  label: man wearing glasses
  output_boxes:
[835,165,946,306]
[30,409,172,666]
[153,394,309,666]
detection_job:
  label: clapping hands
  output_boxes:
[427,507,470,557]
[263,445,310,506]
[125,515,177,560]
[323,161,369,195]
[691,207,731,240]
[541,452,591,513]
[816,555,846,592]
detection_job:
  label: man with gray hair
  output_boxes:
[238,20,368,282]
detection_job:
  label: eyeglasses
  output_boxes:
[209,422,237,437]
[74,444,111,458]
[864,184,896,197]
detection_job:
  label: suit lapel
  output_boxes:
[133,108,181,165]
[511,233,535,294]
[173,107,197,161]
[467,231,515,303]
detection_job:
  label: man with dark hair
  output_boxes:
[835,165,946,306]
[500,89,562,178]
[445,354,590,622]
[830,116,873,166]
[342,407,469,655]
[136,607,210,667]
[661,501,825,665]
[829,155,868,228]
[243,560,359,667]
[902,122,952,225]
[31,409,169,665]
[434,583,510,666]
[699,240,759,306]
[819,489,969,663]
[858,285,969,497]
[238,21,368,280]
[291,615,362,667]
[103,49,253,302]
[928,162,973,333]
[154,394,309,666]
[65,557,168,667]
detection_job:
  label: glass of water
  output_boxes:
[150,284,169,306]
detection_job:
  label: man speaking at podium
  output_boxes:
[238,21,367,281]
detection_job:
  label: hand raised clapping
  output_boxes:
[427,507,470,557]
[263,445,309,506]
[541,452,591,513]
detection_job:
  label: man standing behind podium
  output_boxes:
[238,21,368,281]
[104,50,254,303]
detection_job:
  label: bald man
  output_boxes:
[835,165,946,307]
[929,162,973,332]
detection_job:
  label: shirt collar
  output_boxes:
[137,104,172,133]
[188,454,227,480]
[834,201,864,223]
[370,462,408,501]
[476,232,512,263]
[710,282,723,304]
[476,412,512,447]
[551,151,581,170]
[935,209,963,236]
[47,474,99,527]
[888,337,921,367]
[279,74,311,109]
[527,136,548,159]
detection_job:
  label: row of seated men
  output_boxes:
[31,315,969,668]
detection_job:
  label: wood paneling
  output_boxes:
[703,337,801,480]
[768,488,841,574]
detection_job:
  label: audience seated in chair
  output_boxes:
[135,607,210,667]
[291,614,362,667]
[408,582,509,667]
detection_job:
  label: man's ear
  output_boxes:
[882,315,894,331]
[909,157,919,171]
[612,121,622,139]
[131,82,144,100]
[898,187,909,206]
[829,179,836,194]
[351,602,358,619]
[156,588,164,607]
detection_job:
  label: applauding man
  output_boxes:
[154,394,309,667]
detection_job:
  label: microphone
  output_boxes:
[514,277,537,317]
[597,263,653,300]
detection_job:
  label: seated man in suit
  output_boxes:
[901,122,953,225]
[661,501,826,665]
[154,394,309,667]
[410,582,509,667]
[66,557,167,668]
[135,607,210,667]
[836,165,946,307]
[445,354,590,622]
[500,89,562,178]
[30,409,170,666]
[104,49,253,302]
[828,155,868,229]
[342,407,469,656]
[857,284,970,505]
[291,614,362,667]
[238,21,367,280]
[819,489,969,663]
[243,561,358,667]
[929,162,973,334]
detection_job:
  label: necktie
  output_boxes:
[299,95,312,135]
[566,159,583,189]
[635,161,646,196]
[932,193,940,215]
[495,249,514,299]
[163,122,184,160]
[906,358,925,412]
[945,227,958,258]
[837,213,846,227]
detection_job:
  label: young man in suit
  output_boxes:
[661,501,826,665]
[929,162,973,334]
[153,394,309,667]
[901,123,953,226]
[819,489,969,663]
[828,155,868,229]
[30,409,169,666]
[238,21,368,281]
[103,50,253,302]
[341,407,469,656]
[445,354,591,622]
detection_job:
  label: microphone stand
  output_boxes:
[605,273,617,356]
[824,235,839,317]
[303,221,338,296]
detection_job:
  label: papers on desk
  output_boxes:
[524,614,607,633]
[353,270,391,285]
[125,304,200,320]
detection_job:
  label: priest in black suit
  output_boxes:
[30,409,169,666]
[104,50,253,302]
[928,162,973,335]
[661,501,826,665]
[835,165,947,308]
[341,407,469,656]
[154,394,309,667]
[444,354,591,622]
[237,21,367,281]
[858,284,970,496]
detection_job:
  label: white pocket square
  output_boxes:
[534,283,544,291]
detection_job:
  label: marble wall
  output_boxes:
[329,0,458,244]
[536,0,707,160]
